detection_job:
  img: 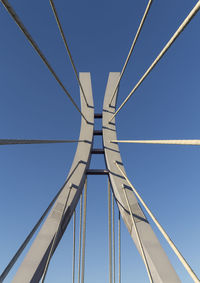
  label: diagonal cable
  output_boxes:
[109,1,200,122]
[49,0,89,106]
[115,161,200,283]
[1,0,87,122]
[0,139,80,145]
[111,139,200,146]
[122,184,153,282]
[0,175,72,281]
[0,194,56,282]
[109,0,153,106]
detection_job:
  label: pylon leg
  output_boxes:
[102,72,180,283]
[12,73,94,283]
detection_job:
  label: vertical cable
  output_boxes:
[122,185,153,283]
[108,179,112,283]
[81,178,87,283]
[78,193,83,283]
[112,193,116,283]
[72,211,76,283]
[118,211,121,283]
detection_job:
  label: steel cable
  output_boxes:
[109,1,200,122]
[109,0,153,105]
[81,178,87,283]
[122,185,153,283]
[1,0,87,122]
[108,180,112,283]
[111,139,200,146]
[78,193,83,283]
[49,0,89,106]
[115,161,200,283]
[72,211,76,283]
[41,183,73,282]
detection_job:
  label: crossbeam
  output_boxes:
[86,169,109,175]
[94,113,103,119]
[91,149,105,154]
[93,130,103,136]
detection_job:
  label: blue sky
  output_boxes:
[0,0,200,282]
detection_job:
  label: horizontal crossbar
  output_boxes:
[94,130,102,136]
[86,169,109,175]
[91,149,105,154]
[94,113,102,119]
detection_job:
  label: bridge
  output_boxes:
[0,0,200,282]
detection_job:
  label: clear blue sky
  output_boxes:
[0,0,200,282]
